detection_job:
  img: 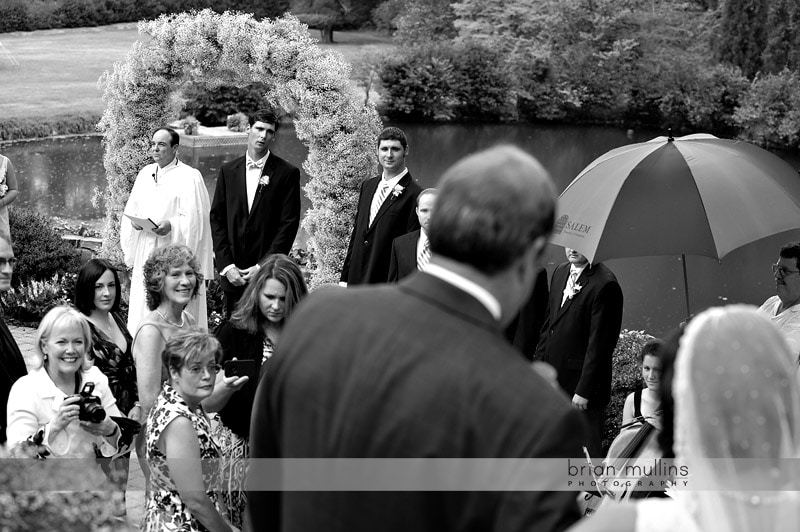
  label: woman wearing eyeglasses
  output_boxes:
[142,330,237,532]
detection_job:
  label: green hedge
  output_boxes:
[0,0,289,33]
[0,113,101,141]
[604,329,655,453]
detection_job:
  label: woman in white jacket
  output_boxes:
[7,306,122,460]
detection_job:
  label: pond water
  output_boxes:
[3,123,800,337]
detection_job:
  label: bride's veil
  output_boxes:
[674,305,800,531]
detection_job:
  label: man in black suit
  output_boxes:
[340,127,421,285]
[0,235,27,445]
[248,145,588,532]
[387,187,437,282]
[210,108,301,315]
[534,247,623,458]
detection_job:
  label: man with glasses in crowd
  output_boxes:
[758,241,800,365]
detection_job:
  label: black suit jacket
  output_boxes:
[505,268,550,360]
[387,229,420,282]
[534,262,623,407]
[1,315,27,444]
[214,321,266,440]
[209,152,300,293]
[249,273,588,532]
[340,173,421,285]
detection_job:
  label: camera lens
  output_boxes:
[80,401,106,423]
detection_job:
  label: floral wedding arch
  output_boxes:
[98,9,381,286]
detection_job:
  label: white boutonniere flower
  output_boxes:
[563,283,582,300]
[391,184,405,199]
[258,175,270,189]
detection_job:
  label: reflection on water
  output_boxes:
[3,123,800,336]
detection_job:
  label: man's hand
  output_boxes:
[131,222,143,231]
[225,267,246,287]
[572,394,589,410]
[240,265,260,283]
[152,220,172,236]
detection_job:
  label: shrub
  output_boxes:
[8,207,82,288]
[450,41,517,122]
[226,112,249,132]
[182,115,200,135]
[0,0,289,34]
[371,0,404,32]
[603,329,656,453]
[0,273,74,326]
[181,82,269,127]
[377,45,459,121]
[733,69,800,150]
[0,113,102,142]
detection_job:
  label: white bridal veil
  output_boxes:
[673,304,800,532]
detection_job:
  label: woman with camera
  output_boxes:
[203,253,308,528]
[6,306,122,460]
[143,330,237,532]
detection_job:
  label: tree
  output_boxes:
[715,0,769,78]
[394,0,456,44]
[292,0,355,43]
[762,0,800,74]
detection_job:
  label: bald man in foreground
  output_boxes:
[248,145,589,532]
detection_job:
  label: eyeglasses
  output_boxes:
[772,264,800,278]
[185,363,222,376]
[0,257,17,268]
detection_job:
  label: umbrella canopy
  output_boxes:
[550,133,800,264]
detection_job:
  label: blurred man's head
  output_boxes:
[0,235,15,292]
[416,188,437,234]
[428,145,556,323]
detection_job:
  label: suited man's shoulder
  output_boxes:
[221,154,246,172]
[269,151,300,173]
[588,262,619,284]
[392,229,420,246]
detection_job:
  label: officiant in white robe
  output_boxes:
[121,127,214,333]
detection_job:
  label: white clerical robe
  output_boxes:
[121,159,214,333]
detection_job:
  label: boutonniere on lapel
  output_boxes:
[390,184,405,200]
[257,174,270,193]
[563,283,582,301]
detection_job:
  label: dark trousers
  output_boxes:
[583,407,606,459]
[224,287,246,317]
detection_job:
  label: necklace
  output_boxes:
[156,308,185,328]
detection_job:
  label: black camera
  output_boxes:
[77,382,106,423]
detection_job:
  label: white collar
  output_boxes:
[155,158,179,180]
[379,168,408,190]
[424,263,502,321]
[246,151,270,166]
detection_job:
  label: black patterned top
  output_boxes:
[87,312,138,414]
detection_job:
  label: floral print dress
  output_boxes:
[143,383,221,532]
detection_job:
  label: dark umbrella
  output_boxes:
[550,133,800,319]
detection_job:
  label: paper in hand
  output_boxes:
[124,214,158,234]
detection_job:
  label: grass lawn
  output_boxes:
[0,23,392,121]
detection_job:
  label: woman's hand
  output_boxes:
[128,403,143,423]
[79,417,118,439]
[222,374,249,392]
[50,396,81,433]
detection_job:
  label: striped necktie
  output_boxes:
[417,238,431,271]
[369,181,389,226]
[561,270,578,307]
